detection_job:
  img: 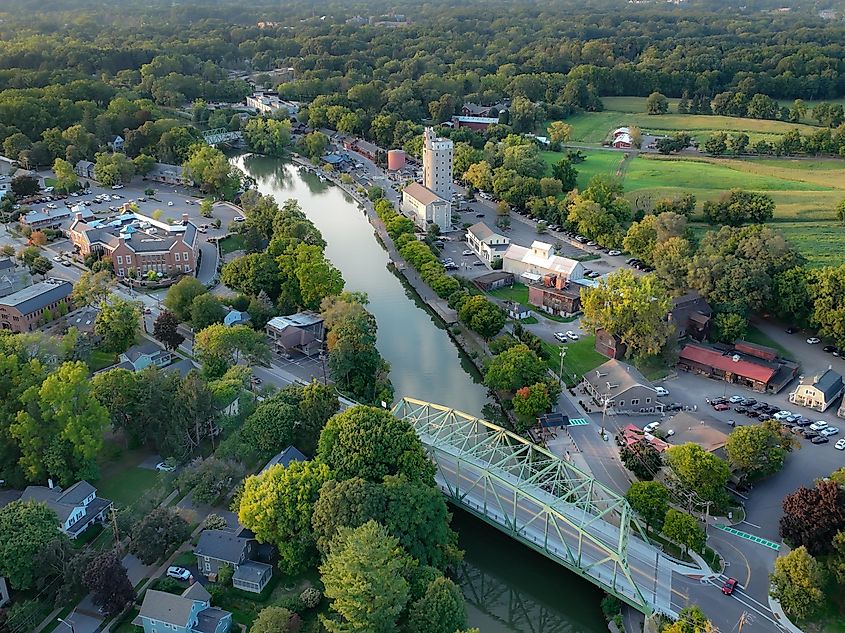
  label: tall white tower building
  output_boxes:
[422,127,454,201]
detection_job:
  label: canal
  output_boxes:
[233,154,607,632]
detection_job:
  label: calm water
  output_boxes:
[233,154,607,633]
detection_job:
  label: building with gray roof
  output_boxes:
[0,278,72,333]
[19,480,112,539]
[790,368,844,413]
[582,359,664,415]
[134,585,232,633]
[195,529,274,593]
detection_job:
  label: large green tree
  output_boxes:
[484,344,547,392]
[626,481,669,533]
[725,420,795,478]
[663,509,705,554]
[809,264,845,347]
[406,576,467,633]
[95,298,140,353]
[664,443,730,505]
[183,145,243,199]
[770,546,825,620]
[0,501,64,589]
[319,520,411,633]
[194,323,269,378]
[164,276,208,322]
[129,507,191,565]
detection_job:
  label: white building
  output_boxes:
[245,92,299,116]
[466,222,510,263]
[0,175,10,198]
[422,127,453,201]
[502,241,584,283]
[402,182,451,230]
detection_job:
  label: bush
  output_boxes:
[274,595,305,614]
[600,595,622,620]
[205,513,228,530]
[217,563,233,586]
[299,587,322,609]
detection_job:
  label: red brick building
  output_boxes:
[69,213,200,279]
[527,274,582,317]
[0,279,73,332]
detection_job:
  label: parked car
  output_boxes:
[790,425,804,435]
[746,410,760,418]
[666,403,683,411]
[734,406,748,414]
[156,462,176,472]
[710,397,727,406]
[554,332,567,343]
[644,421,661,433]
[722,578,738,596]
[821,427,840,437]
[803,430,820,440]
[234,216,246,222]
[728,395,744,404]
[607,250,621,256]
[654,386,669,397]
[565,331,579,341]
[713,403,730,411]
[807,337,821,344]
[462,250,473,256]
[773,411,793,420]
[740,398,757,406]
[785,326,799,334]
[809,421,829,432]
[111,184,124,190]
[166,566,191,580]
[811,435,830,444]
[835,438,845,450]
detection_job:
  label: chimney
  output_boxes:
[182,213,189,226]
[74,213,83,222]
[48,478,54,489]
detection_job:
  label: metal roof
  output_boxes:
[0,279,72,315]
[403,182,446,206]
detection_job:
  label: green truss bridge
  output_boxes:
[202,128,243,146]
[392,397,680,617]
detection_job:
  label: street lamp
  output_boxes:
[57,616,76,633]
[558,348,567,385]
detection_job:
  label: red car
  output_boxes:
[721,577,738,595]
[713,403,731,411]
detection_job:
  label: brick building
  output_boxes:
[0,279,73,332]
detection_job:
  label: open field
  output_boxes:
[540,149,628,189]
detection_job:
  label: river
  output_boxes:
[233,154,607,633]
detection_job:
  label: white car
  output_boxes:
[167,201,174,206]
[607,250,621,256]
[835,439,845,450]
[654,386,669,397]
[565,331,579,341]
[155,462,176,472]
[773,411,793,420]
[643,421,661,433]
[809,421,828,432]
[234,216,246,222]
[728,395,745,404]
[821,427,840,437]
[166,566,191,581]
[462,250,473,256]
[111,184,124,190]
[554,332,567,343]
[807,337,821,344]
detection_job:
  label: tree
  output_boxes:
[711,311,747,343]
[406,576,467,633]
[0,501,64,589]
[770,546,825,620]
[292,243,345,310]
[664,606,712,633]
[183,145,242,200]
[221,253,279,298]
[319,521,411,633]
[82,550,135,617]
[703,133,727,156]
[836,199,845,226]
[547,121,573,146]
[11,361,109,484]
[164,276,208,322]
[241,394,297,459]
[464,161,493,192]
[725,420,794,477]
[93,152,135,186]
[809,265,845,347]
[11,174,40,198]
[646,92,669,115]
[484,344,547,392]
[780,480,845,555]
[194,323,268,377]
[551,157,578,192]
[190,293,225,331]
[243,117,292,157]
[153,310,185,350]
[177,457,244,505]
[132,153,156,176]
[702,190,775,226]
[317,406,435,485]
[129,507,191,565]
[512,382,551,431]
[95,298,140,353]
[251,607,298,633]
[626,481,669,533]
[620,441,662,480]
[665,443,730,505]
[457,295,505,340]
[71,271,113,307]
[239,460,331,574]
[298,132,328,161]
[663,510,705,554]
[580,270,674,360]
[53,157,79,192]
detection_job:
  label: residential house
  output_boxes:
[581,359,664,415]
[0,261,33,298]
[677,341,799,393]
[527,273,582,318]
[69,213,199,278]
[135,585,232,633]
[266,311,325,357]
[466,222,510,263]
[0,279,73,333]
[505,301,531,320]
[461,102,509,118]
[113,341,173,372]
[109,136,125,152]
[65,305,100,338]
[451,115,500,131]
[473,271,514,292]
[20,481,112,539]
[146,162,189,186]
[74,160,96,180]
[223,310,251,327]
[502,241,584,285]
[260,446,307,473]
[401,182,452,230]
[595,329,628,360]
[668,291,712,340]
[789,368,844,412]
[194,529,274,593]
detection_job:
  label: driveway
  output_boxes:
[197,241,218,285]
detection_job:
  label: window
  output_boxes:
[183,252,189,261]
[176,265,181,272]
[116,255,122,265]
[618,401,624,407]
[631,399,640,406]
[125,255,131,264]
[174,252,180,262]
[118,268,124,276]
[645,397,651,403]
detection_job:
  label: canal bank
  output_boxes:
[232,153,608,633]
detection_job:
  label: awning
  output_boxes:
[521,272,542,282]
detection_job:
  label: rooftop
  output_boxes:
[504,242,581,277]
[0,279,72,315]
[679,343,777,384]
[403,182,446,206]
[195,529,250,564]
[261,446,307,473]
[138,590,195,628]
[467,222,505,242]
[583,359,655,399]
[266,311,323,330]
[798,368,844,401]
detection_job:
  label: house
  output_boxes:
[74,160,95,180]
[266,311,324,357]
[245,91,299,116]
[619,424,669,453]
[401,182,452,230]
[69,213,199,278]
[595,329,628,360]
[581,359,664,415]
[147,162,189,186]
[789,368,844,412]
[505,301,531,320]
[451,115,500,131]
[612,133,634,149]
[135,585,232,633]
[223,310,251,327]
[20,480,112,539]
[65,305,100,337]
[611,127,630,139]
[342,138,380,161]
[466,222,510,263]
[527,273,582,317]
[0,279,73,333]
[19,203,94,229]
[461,102,509,118]
[0,174,11,198]
[113,341,172,372]
[110,135,125,152]
[0,261,33,298]
[662,412,729,455]
[677,341,799,393]
[502,241,584,285]
[668,291,712,340]
[194,529,273,593]
[260,446,307,473]
[473,271,514,292]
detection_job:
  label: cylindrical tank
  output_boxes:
[387,149,406,171]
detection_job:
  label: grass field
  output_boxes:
[540,149,628,189]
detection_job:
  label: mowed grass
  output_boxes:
[540,149,628,189]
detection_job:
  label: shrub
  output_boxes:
[299,587,322,609]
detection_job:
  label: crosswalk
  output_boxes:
[568,418,590,426]
[714,523,781,550]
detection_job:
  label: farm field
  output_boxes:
[540,149,628,189]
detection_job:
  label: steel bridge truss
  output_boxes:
[393,397,654,614]
[202,128,243,145]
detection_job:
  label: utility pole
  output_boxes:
[558,348,566,386]
[737,611,748,633]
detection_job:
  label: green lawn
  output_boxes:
[96,465,167,508]
[88,350,117,372]
[743,325,794,360]
[218,234,245,255]
[541,335,606,385]
[489,282,529,305]
[215,568,322,628]
[540,149,629,189]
